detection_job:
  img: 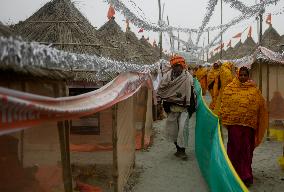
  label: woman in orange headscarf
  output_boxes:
[207,62,221,109]
[195,65,208,96]
[213,62,235,115]
[219,66,268,186]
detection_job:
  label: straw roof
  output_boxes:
[0,62,73,81]
[0,22,15,38]
[262,24,281,52]
[281,35,284,44]
[13,0,102,55]
[234,37,256,59]
[223,46,234,59]
[97,18,128,61]
[125,31,160,64]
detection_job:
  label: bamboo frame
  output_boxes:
[20,81,26,167]
[112,104,118,192]
[56,83,73,192]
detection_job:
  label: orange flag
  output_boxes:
[266,13,272,25]
[227,40,231,47]
[248,26,252,37]
[107,5,115,20]
[233,32,242,39]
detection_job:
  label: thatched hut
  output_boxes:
[13,0,103,55]
[262,24,281,52]
[230,40,243,59]
[234,37,256,59]
[125,31,160,64]
[139,36,160,59]
[223,46,233,59]
[97,18,128,61]
[0,53,73,192]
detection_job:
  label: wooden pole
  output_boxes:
[57,121,70,192]
[220,0,223,59]
[112,104,118,192]
[20,81,26,167]
[64,120,73,192]
[207,31,209,62]
[56,83,72,192]
[141,88,149,150]
[158,0,163,59]
[266,63,270,140]
[167,16,173,50]
[259,60,263,92]
[258,1,264,91]
[178,31,180,51]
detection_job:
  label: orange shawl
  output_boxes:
[220,78,268,147]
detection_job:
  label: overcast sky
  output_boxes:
[0,0,283,52]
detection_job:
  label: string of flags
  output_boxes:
[210,13,272,55]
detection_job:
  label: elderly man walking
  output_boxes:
[157,55,194,160]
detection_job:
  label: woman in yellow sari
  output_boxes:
[207,62,221,109]
[219,66,268,187]
[195,65,208,96]
[213,62,235,114]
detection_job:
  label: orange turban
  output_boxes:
[170,55,187,69]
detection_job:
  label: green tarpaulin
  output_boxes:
[194,79,249,192]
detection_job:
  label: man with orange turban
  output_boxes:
[157,55,194,160]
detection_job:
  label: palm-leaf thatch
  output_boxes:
[0,22,15,37]
[13,0,102,55]
[262,24,281,52]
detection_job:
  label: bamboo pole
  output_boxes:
[220,0,223,59]
[112,104,118,192]
[266,63,270,140]
[158,0,163,59]
[259,60,263,92]
[64,120,73,192]
[56,83,72,192]
[57,121,70,192]
[141,88,149,149]
[20,81,26,167]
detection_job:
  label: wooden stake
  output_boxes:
[112,104,118,192]
[141,88,149,149]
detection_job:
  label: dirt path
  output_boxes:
[129,114,208,192]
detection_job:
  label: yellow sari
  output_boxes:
[219,78,268,147]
